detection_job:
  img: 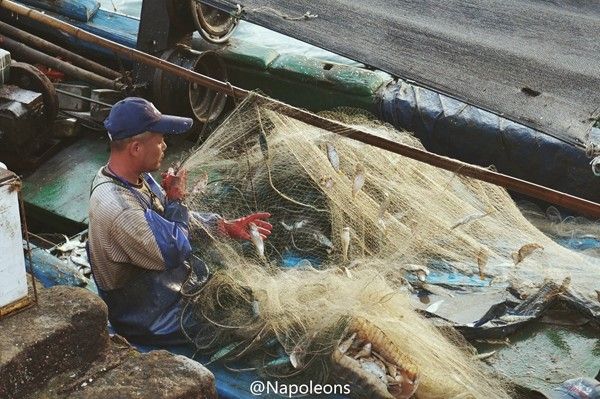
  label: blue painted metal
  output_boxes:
[18,0,100,22]
[376,80,600,203]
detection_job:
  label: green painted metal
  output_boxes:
[22,134,195,234]
[213,39,392,112]
[476,321,600,394]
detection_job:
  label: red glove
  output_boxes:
[218,212,272,240]
[161,167,187,201]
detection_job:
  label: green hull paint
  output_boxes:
[210,39,392,112]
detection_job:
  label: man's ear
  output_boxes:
[127,140,141,157]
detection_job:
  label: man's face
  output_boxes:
[137,132,167,172]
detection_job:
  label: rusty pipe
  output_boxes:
[0,21,121,80]
[0,35,124,90]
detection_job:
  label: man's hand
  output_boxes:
[218,212,272,240]
[161,167,187,201]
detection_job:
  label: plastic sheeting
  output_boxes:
[202,0,600,147]
[376,80,600,204]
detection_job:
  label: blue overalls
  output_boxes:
[89,169,208,345]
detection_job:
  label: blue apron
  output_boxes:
[89,168,207,345]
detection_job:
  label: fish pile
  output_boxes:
[51,234,91,279]
[333,328,419,399]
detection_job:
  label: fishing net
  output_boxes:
[178,93,600,398]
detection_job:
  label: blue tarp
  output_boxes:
[376,80,600,203]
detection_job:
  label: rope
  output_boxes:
[238,5,318,21]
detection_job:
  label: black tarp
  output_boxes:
[203,0,600,147]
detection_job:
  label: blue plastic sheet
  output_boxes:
[376,80,600,203]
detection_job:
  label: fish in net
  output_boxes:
[177,93,600,398]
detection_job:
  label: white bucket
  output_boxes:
[0,170,28,308]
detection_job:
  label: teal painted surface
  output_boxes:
[22,135,196,232]
[19,0,100,22]
[475,321,600,393]
[216,39,391,112]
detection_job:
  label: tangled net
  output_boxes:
[179,94,600,398]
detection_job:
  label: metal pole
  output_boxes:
[2,0,600,217]
[0,35,124,90]
[54,88,113,107]
[0,20,121,80]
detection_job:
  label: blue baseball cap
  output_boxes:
[104,97,193,141]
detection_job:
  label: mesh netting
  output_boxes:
[179,94,600,398]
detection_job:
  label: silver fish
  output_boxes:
[70,254,90,269]
[56,234,85,253]
[338,332,356,354]
[359,358,386,381]
[280,220,308,232]
[341,227,350,261]
[191,172,208,195]
[290,346,304,369]
[450,211,491,229]
[280,221,294,231]
[326,143,340,172]
[425,300,444,313]
[312,231,334,251]
[352,163,365,198]
[249,223,265,259]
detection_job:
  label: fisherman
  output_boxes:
[88,97,272,345]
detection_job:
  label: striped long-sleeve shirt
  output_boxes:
[88,167,174,290]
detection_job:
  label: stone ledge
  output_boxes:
[0,286,109,399]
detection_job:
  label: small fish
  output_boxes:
[252,300,260,316]
[319,175,334,189]
[338,332,356,354]
[280,221,294,231]
[280,220,308,232]
[342,266,352,278]
[352,163,365,198]
[326,143,340,172]
[477,249,489,280]
[451,211,491,229]
[512,243,544,265]
[425,300,444,313]
[191,172,208,195]
[56,235,85,253]
[249,223,265,259]
[293,220,308,230]
[312,231,334,252]
[70,254,90,269]
[209,342,240,363]
[289,346,304,369]
[354,342,372,359]
[359,358,386,381]
[341,227,350,261]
